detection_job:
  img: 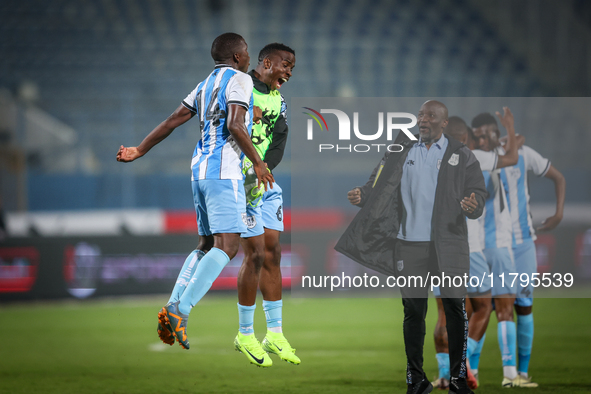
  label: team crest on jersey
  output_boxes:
[397,260,404,271]
[508,166,521,178]
[276,206,283,221]
[448,153,459,166]
[244,214,257,229]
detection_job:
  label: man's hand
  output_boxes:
[461,192,478,215]
[347,188,362,206]
[116,145,143,162]
[537,214,563,232]
[253,105,262,124]
[495,106,514,130]
[253,162,274,192]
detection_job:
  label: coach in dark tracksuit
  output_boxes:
[335,101,486,394]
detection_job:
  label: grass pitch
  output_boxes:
[1,295,590,393]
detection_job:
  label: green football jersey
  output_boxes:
[243,71,289,205]
[251,87,284,160]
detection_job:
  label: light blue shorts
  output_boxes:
[513,239,537,307]
[242,182,284,238]
[483,247,517,297]
[433,251,490,297]
[467,251,491,294]
[192,179,247,236]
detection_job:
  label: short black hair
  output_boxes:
[471,112,497,129]
[446,116,469,140]
[258,43,295,63]
[211,32,246,62]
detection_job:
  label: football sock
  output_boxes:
[498,321,517,379]
[466,337,478,363]
[263,299,283,333]
[436,352,451,380]
[178,247,229,315]
[517,313,534,375]
[168,249,205,304]
[469,333,486,370]
[238,303,256,335]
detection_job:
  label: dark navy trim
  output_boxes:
[227,100,249,109]
[539,160,551,177]
[182,100,196,113]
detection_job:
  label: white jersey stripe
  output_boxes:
[200,69,227,179]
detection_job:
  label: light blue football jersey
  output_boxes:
[182,65,254,180]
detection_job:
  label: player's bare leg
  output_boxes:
[259,229,282,301]
[234,235,272,367]
[468,295,492,340]
[258,228,300,364]
[238,235,266,306]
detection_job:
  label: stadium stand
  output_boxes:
[0,0,589,211]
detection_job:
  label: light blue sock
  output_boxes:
[467,337,478,361]
[470,334,486,370]
[436,352,450,380]
[178,248,229,315]
[517,313,534,374]
[168,250,205,304]
[497,321,517,367]
[263,300,283,331]
[238,303,256,335]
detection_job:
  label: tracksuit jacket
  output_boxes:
[335,134,487,278]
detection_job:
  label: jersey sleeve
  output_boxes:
[263,95,288,171]
[226,72,254,109]
[182,86,198,113]
[522,145,551,177]
[472,149,498,172]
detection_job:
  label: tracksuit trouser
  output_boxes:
[395,240,468,385]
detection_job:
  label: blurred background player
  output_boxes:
[431,113,518,390]
[470,110,524,388]
[116,32,274,351]
[235,43,299,367]
[495,117,566,387]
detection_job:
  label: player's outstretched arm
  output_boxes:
[537,165,566,232]
[116,104,193,162]
[495,106,518,168]
[226,103,274,191]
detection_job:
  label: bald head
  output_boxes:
[417,100,449,146]
[423,100,448,119]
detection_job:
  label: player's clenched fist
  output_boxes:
[116,145,142,162]
[347,188,361,206]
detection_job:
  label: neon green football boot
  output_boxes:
[262,331,301,365]
[234,333,273,368]
[502,375,538,388]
